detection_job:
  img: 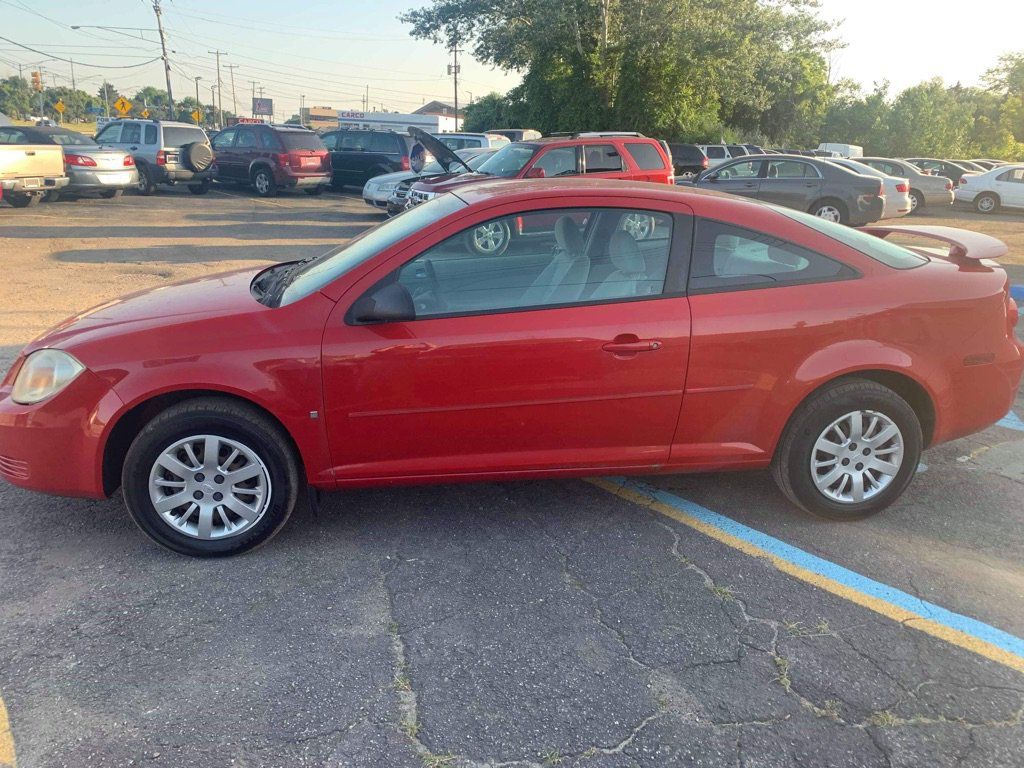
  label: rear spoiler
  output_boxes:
[859,224,1008,261]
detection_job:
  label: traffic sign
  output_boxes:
[141,108,150,119]
[191,109,203,123]
[53,99,65,114]
[113,97,132,115]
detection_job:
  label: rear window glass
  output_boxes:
[45,130,94,146]
[775,208,928,269]
[279,131,325,150]
[162,126,207,147]
[625,142,667,170]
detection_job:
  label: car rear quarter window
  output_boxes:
[625,142,667,171]
[259,130,279,150]
[767,160,821,179]
[583,144,624,173]
[162,126,207,147]
[144,124,158,144]
[370,132,399,154]
[690,219,856,294]
[279,132,326,150]
[705,146,726,159]
[774,208,928,269]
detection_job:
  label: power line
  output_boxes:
[0,36,162,68]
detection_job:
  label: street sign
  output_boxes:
[113,97,132,115]
[87,106,104,115]
[191,109,203,123]
[141,109,150,119]
[53,99,65,114]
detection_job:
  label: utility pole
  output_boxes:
[250,81,257,117]
[447,27,461,128]
[363,84,369,112]
[208,49,226,127]
[69,59,75,90]
[210,83,217,124]
[152,0,174,119]
[225,63,239,116]
[299,93,305,123]
[194,76,202,124]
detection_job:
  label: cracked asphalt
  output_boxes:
[0,189,1022,767]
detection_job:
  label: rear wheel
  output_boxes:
[772,379,922,521]
[304,186,323,196]
[122,397,300,557]
[252,167,277,197]
[99,189,124,199]
[6,192,41,208]
[465,220,511,257]
[909,189,924,214]
[188,180,211,195]
[975,193,999,214]
[809,198,848,225]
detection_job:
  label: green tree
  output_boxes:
[0,75,33,119]
[97,82,120,115]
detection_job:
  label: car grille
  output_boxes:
[409,189,430,205]
[0,454,29,481]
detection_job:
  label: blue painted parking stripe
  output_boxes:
[998,410,1024,431]
[600,477,1024,663]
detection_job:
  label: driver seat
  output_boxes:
[520,216,588,306]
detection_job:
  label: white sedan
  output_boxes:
[955,164,1024,213]
[830,158,912,219]
[362,147,490,211]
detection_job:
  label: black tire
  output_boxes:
[304,186,324,196]
[975,193,999,214]
[44,190,62,203]
[808,198,848,225]
[183,142,214,172]
[122,397,300,557]
[136,164,157,196]
[909,189,924,214]
[251,167,277,197]
[464,219,512,257]
[99,189,124,199]
[6,192,41,208]
[771,378,922,521]
[188,180,211,195]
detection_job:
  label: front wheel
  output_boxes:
[465,220,511,256]
[122,398,300,557]
[771,379,922,521]
[136,165,157,196]
[909,190,924,214]
[975,193,999,214]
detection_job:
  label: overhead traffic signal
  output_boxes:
[30,71,42,92]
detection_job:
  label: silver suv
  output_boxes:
[94,119,214,195]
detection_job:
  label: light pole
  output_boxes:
[194,76,202,125]
[300,93,305,124]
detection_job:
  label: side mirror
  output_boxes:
[349,282,415,324]
[524,166,546,179]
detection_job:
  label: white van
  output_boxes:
[817,143,863,158]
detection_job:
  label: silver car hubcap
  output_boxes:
[815,205,841,223]
[148,435,271,540]
[255,174,270,194]
[621,213,655,240]
[978,197,994,212]
[811,410,904,504]
[472,222,507,253]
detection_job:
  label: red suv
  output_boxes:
[210,123,331,197]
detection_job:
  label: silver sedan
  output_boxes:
[30,126,138,199]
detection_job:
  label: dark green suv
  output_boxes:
[319,129,418,189]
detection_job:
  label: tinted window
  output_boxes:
[320,132,337,150]
[625,142,667,170]
[211,129,236,150]
[583,144,623,173]
[690,219,855,293]
[774,208,929,270]
[705,146,726,159]
[717,160,763,179]
[144,124,158,144]
[339,131,370,150]
[121,123,141,144]
[162,126,207,147]
[235,128,258,149]
[727,145,747,156]
[668,144,704,163]
[767,160,820,179]
[41,130,94,146]
[532,146,577,177]
[370,132,399,153]
[0,129,28,144]
[259,130,279,150]
[394,208,673,319]
[279,131,325,150]
[95,123,121,143]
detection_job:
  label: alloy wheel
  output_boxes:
[977,195,995,213]
[620,213,655,240]
[810,410,904,504]
[148,434,272,540]
[471,222,508,254]
[814,205,842,223]
[254,173,271,195]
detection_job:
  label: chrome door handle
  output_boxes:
[602,340,662,354]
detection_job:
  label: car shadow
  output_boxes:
[52,243,336,264]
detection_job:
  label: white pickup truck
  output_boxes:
[0,138,68,207]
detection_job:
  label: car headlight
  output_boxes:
[11,349,85,405]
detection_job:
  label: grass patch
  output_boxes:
[772,654,792,692]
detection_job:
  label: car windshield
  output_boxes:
[280,132,325,150]
[475,143,539,177]
[421,150,489,175]
[44,130,95,146]
[162,126,207,147]
[775,207,927,269]
[278,193,467,306]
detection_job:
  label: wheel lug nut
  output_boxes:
[193,491,204,500]
[213,492,223,502]
[855,463,864,471]
[214,475,224,484]
[849,443,857,450]
[841,459,850,466]
[195,473,205,482]
[863,448,871,456]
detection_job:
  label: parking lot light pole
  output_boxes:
[194,76,202,125]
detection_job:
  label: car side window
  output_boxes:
[235,128,257,149]
[997,169,1024,183]
[258,130,279,150]
[583,144,623,173]
[391,208,674,319]
[0,129,26,144]
[144,124,158,144]
[339,131,369,150]
[120,123,141,144]
[320,133,337,150]
[767,160,820,179]
[211,129,235,150]
[370,132,397,153]
[689,219,856,294]
[705,146,726,159]
[625,142,667,170]
[532,146,577,177]
[718,160,763,179]
[95,123,120,143]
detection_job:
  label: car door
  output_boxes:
[210,128,238,180]
[233,127,259,178]
[994,168,1024,207]
[759,159,822,209]
[702,159,764,198]
[119,121,142,153]
[94,122,121,147]
[319,202,693,482]
[334,130,371,182]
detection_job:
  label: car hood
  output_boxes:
[408,127,473,174]
[410,171,495,193]
[28,267,265,352]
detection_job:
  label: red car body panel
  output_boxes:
[0,180,1020,500]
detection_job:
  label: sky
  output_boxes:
[0,0,1019,122]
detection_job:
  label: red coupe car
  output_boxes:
[1,179,1020,557]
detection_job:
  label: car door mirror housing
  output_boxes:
[349,282,416,324]
[524,166,546,179]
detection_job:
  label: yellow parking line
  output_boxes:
[0,694,15,767]
[590,478,1024,676]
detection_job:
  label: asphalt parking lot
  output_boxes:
[0,188,1022,767]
